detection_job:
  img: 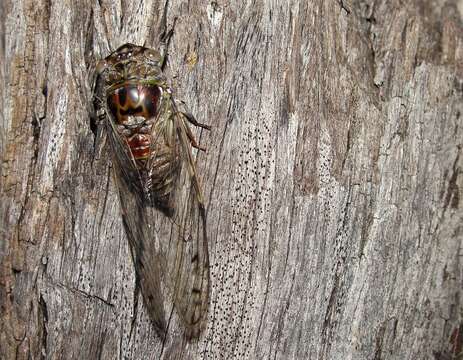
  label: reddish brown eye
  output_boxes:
[126,87,139,104]
[107,85,161,124]
[139,86,161,117]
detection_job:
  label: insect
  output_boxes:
[93,43,210,339]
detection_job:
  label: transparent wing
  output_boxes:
[94,80,169,335]
[94,75,209,339]
[105,118,170,335]
[147,97,210,339]
[174,111,210,339]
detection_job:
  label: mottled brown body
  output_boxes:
[94,43,210,339]
[107,85,160,160]
[96,44,182,209]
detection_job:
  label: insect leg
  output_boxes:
[173,99,211,130]
[175,102,211,150]
[181,118,207,152]
[182,111,211,131]
[175,119,206,207]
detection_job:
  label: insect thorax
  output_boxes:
[98,44,180,212]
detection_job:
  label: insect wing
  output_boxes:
[149,100,210,339]
[174,104,210,337]
[93,51,209,338]
[103,101,170,335]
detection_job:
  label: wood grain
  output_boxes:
[1,0,462,359]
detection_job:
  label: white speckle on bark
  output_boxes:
[206,3,223,30]
[42,93,68,191]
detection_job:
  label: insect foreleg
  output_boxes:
[175,121,206,207]
[181,111,211,131]
[181,118,207,152]
[171,100,211,151]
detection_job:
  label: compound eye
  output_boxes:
[107,85,161,124]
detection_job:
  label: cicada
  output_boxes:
[93,43,210,339]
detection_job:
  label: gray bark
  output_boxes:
[1,0,462,359]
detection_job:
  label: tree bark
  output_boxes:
[1,0,462,359]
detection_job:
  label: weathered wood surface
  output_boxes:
[1,0,462,359]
